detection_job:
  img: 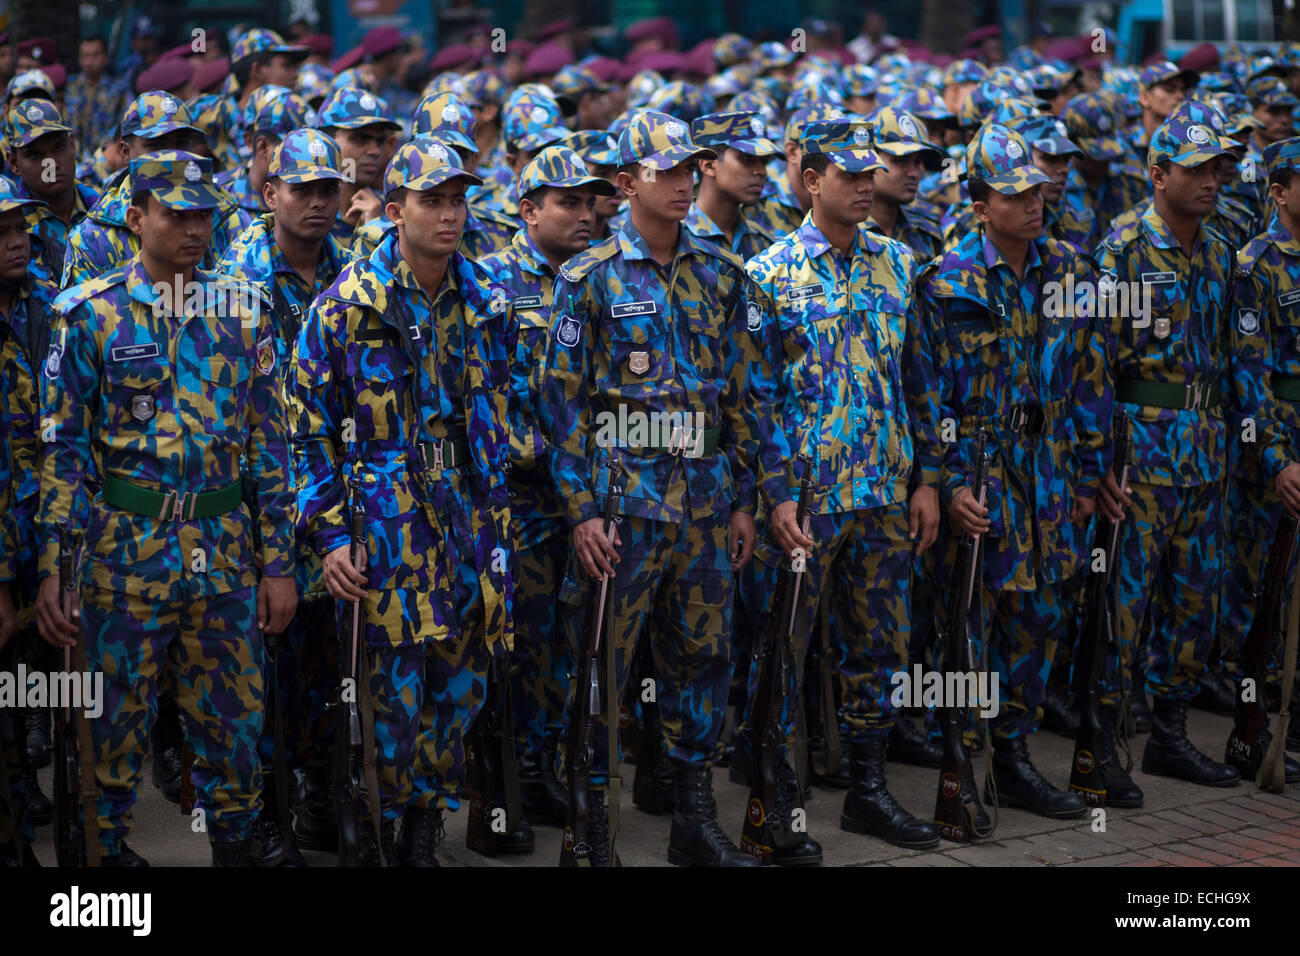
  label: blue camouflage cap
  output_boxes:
[626,70,665,109]
[314,86,400,131]
[122,90,202,139]
[519,145,616,197]
[784,103,844,147]
[566,128,621,166]
[551,62,610,99]
[5,68,53,101]
[383,136,482,194]
[1147,112,1238,167]
[504,83,568,151]
[942,59,988,87]
[617,110,715,169]
[411,91,477,152]
[330,67,374,94]
[896,87,955,123]
[1246,75,1300,109]
[966,123,1052,194]
[690,111,780,156]
[7,98,71,147]
[843,64,880,98]
[1008,113,1082,157]
[1264,136,1300,177]
[869,106,942,158]
[462,70,505,106]
[1140,59,1199,90]
[130,150,222,209]
[0,174,44,212]
[1061,91,1128,161]
[296,63,335,102]
[1217,92,1263,134]
[231,28,308,67]
[755,41,796,72]
[727,90,779,126]
[800,119,886,173]
[244,84,313,136]
[646,81,716,124]
[269,128,343,183]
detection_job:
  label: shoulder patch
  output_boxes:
[52,268,128,314]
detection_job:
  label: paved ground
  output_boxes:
[27,705,1300,867]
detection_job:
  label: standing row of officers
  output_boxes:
[1,29,1299,868]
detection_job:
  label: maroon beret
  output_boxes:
[523,42,572,77]
[584,56,621,84]
[1179,41,1220,73]
[637,51,686,75]
[332,44,365,72]
[362,26,404,59]
[536,20,574,42]
[429,42,478,73]
[192,56,231,94]
[160,44,195,61]
[625,16,678,49]
[507,39,536,61]
[136,56,194,94]
[682,40,715,77]
[304,34,334,58]
[18,37,56,64]
[41,63,66,90]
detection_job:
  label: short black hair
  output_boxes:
[233,51,275,88]
[1153,158,1173,175]
[800,152,831,176]
[384,185,407,206]
[130,190,153,210]
[1271,167,1296,190]
[521,184,553,207]
[967,178,992,203]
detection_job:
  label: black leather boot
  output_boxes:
[987,735,1087,818]
[1095,707,1143,808]
[583,789,619,867]
[1041,682,1081,738]
[1250,725,1300,784]
[21,763,51,825]
[840,738,939,848]
[519,745,568,828]
[151,744,183,805]
[887,717,943,768]
[667,766,760,867]
[1192,668,1237,716]
[211,840,253,867]
[397,806,444,867]
[251,785,307,867]
[1142,696,1240,787]
[759,762,822,866]
[101,841,149,867]
[25,709,50,768]
[292,765,337,852]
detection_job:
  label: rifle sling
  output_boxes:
[1260,536,1300,792]
[357,649,387,866]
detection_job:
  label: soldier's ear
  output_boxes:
[1271,180,1289,208]
[384,199,405,227]
[971,200,990,225]
[263,179,277,212]
[125,201,145,236]
[519,196,540,226]
[615,168,637,199]
[1149,163,1166,193]
[698,156,717,179]
[802,165,820,196]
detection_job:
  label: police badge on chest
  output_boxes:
[131,392,156,422]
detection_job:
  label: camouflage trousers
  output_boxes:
[1218,527,1294,685]
[81,583,264,850]
[256,595,338,793]
[737,502,912,750]
[510,528,569,756]
[975,580,1068,740]
[554,509,735,788]
[408,549,490,812]
[1106,481,1223,705]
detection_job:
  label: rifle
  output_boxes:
[1069,412,1133,804]
[741,454,815,863]
[465,653,524,856]
[1225,510,1298,781]
[560,459,624,867]
[332,478,385,866]
[934,428,995,843]
[52,524,98,866]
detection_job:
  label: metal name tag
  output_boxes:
[131,393,156,422]
[628,350,651,374]
[1153,317,1171,340]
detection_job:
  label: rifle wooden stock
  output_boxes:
[560,460,624,867]
[1070,412,1131,805]
[935,429,994,843]
[1225,511,1299,780]
[741,454,816,863]
[52,526,98,866]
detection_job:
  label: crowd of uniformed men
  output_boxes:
[1,13,1300,868]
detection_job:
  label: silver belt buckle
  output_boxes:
[425,441,445,472]
[159,490,196,521]
[1185,382,1202,410]
[666,424,687,456]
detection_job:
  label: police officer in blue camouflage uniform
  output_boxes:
[864,105,945,261]
[685,111,779,261]
[219,127,355,864]
[36,151,297,866]
[479,145,617,831]
[541,111,765,867]
[312,86,400,244]
[214,85,313,217]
